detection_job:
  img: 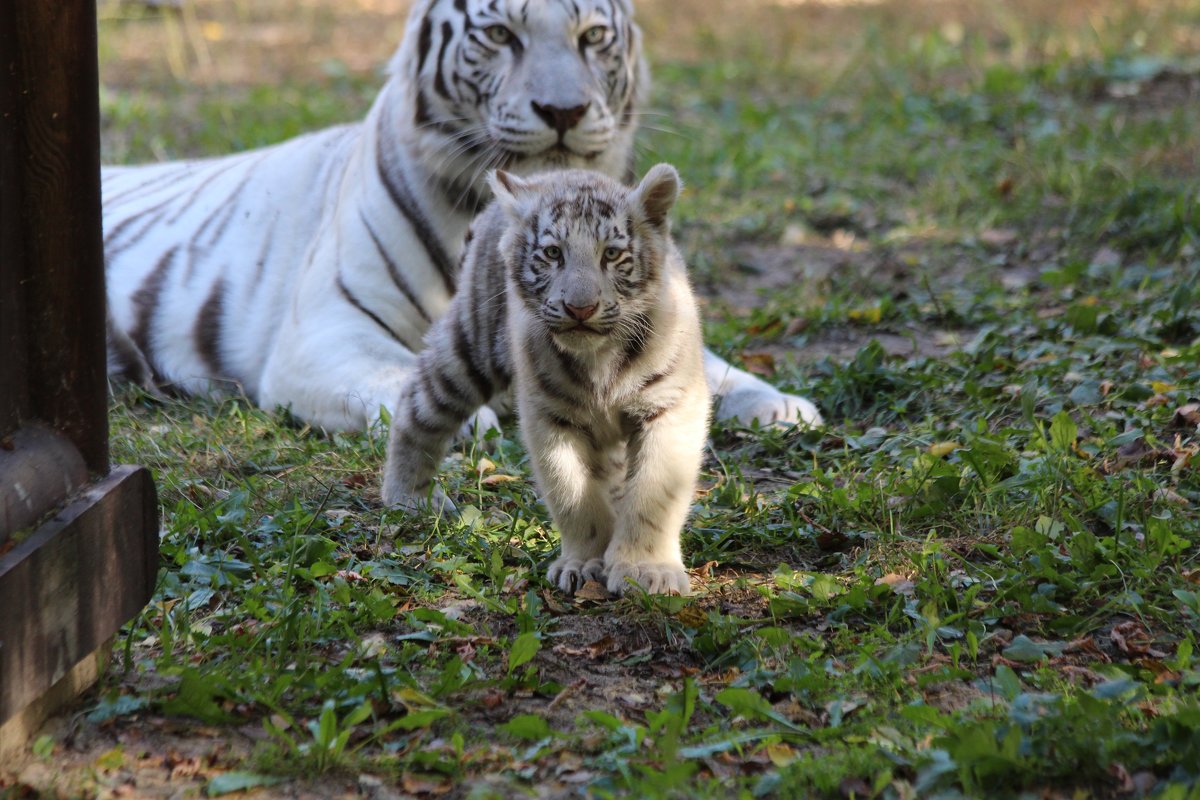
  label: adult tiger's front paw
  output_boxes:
[716,385,823,429]
[605,561,691,596]
[547,556,606,594]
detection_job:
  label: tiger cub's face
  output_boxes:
[491,166,680,355]
[405,0,641,181]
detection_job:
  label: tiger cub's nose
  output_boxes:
[564,302,598,321]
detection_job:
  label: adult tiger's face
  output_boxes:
[399,0,642,198]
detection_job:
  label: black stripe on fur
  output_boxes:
[336,273,408,346]
[194,277,227,376]
[361,210,433,324]
[375,120,457,294]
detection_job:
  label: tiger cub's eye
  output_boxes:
[485,25,514,45]
[603,246,623,261]
[543,245,563,260]
[581,26,608,46]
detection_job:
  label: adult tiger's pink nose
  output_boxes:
[564,302,598,321]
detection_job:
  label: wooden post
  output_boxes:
[1,0,110,473]
[0,0,159,753]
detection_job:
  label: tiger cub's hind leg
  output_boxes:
[381,384,460,515]
[382,353,492,515]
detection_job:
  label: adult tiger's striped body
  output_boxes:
[104,0,822,432]
[384,165,707,595]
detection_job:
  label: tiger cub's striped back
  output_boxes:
[382,164,709,596]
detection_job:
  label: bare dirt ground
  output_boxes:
[4,578,779,799]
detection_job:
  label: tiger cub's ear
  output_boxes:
[489,170,534,219]
[631,163,681,228]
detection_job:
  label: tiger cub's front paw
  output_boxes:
[605,561,690,596]
[547,556,606,594]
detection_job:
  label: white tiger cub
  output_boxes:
[383,165,707,596]
[103,0,821,434]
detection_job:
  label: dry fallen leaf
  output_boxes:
[740,351,777,377]
[539,589,573,614]
[573,580,611,602]
[341,472,371,489]
[480,474,519,486]
[784,317,810,336]
[585,635,621,659]
[1109,621,1167,658]
[1172,403,1200,428]
[875,573,916,597]
[978,228,1018,246]
[401,772,453,796]
[1136,658,1182,684]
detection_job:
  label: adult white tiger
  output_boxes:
[103,0,822,433]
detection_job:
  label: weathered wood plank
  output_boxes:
[0,466,159,725]
[0,644,109,763]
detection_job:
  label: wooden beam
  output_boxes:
[0,466,159,725]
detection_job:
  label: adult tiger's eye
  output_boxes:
[543,245,563,260]
[485,25,514,45]
[603,246,622,260]
[581,26,608,46]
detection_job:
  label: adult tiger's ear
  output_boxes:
[488,170,533,219]
[632,163,681,228]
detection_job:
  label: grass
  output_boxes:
[7,0,1200,797]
